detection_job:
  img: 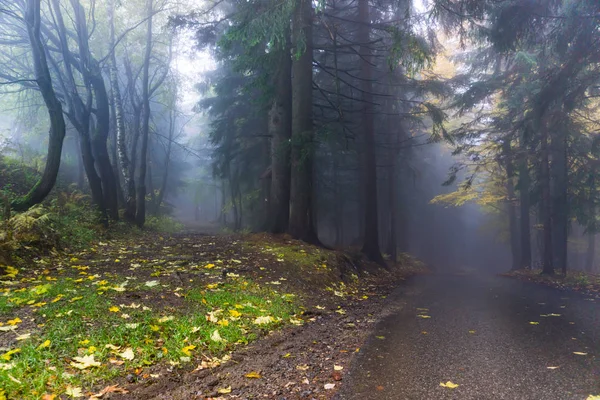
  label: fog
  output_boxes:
[0,0,598,275]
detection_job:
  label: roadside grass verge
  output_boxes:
[501,268,600,296]
[0,265,298,399]
[0,231,427,399]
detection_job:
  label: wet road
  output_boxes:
[337,274,600,400]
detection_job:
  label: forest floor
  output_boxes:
[501,269,600,298]
[0,230,426,400]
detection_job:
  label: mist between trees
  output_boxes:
[1,0,599,274]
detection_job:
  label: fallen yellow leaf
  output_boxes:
[439,381,459,389]
[65,386,83,398]
[529,322,539,325]
[1,348,20,361]
[245,371,262,379]
[109,306,120,312]
[37,340,51,349]
[119,348,135,361]
[217,387,232,394]
[182,345,196,356]
[70,354,101,369]
[573,352,588,356]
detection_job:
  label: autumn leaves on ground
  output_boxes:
[0,230,426,399]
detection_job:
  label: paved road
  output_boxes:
[337,274,600,400]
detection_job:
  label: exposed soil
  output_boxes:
[125,272,409,400]
[77,232,422,399]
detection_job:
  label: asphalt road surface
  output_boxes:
[337,273,600,400]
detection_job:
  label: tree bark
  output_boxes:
[517,131,532,269]
[266,41,292,234]
[11,0,67,212]
[550,126,568,275]
[503,140,521,270]
[135,0,153,228]
[358,0,385,265]
[108,85,126,206]
[123,57,140,222]
[108,0,136,219]
[80,130,107,223]
[289,0,318,243]
[89,70,119,220]
[540,121,554,275]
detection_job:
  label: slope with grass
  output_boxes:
[0,231,426,399]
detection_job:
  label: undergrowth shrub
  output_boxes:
[145,215,184,233]
[0,190,100,267]
[49,191,100,250]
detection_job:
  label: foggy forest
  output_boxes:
[0,0,600,399]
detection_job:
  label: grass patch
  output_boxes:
[0,265,298,399]
[145,215,184,234]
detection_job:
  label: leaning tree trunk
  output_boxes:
[89,69,119,220]
[12,0,67,212]
[289,0,318,243]
[266,41,292,234]
[358,0,385,265]
[135,0,153,228]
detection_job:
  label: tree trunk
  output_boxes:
[358,0,385,265]
[89,71,119,220]
[503,140,521,270]
[107,0,129,212]
[267,41,292,234]
[12,0,67,212]
[551,127,568,275]
[289,0,318,243]
[333,148,343,247]
[135,0,153,228]
[80,131,108,223]
[76,135,85,189]
[517,131,532,269]
[540,122,554,275]
[123,57,140,222]
[108,85,126,207]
